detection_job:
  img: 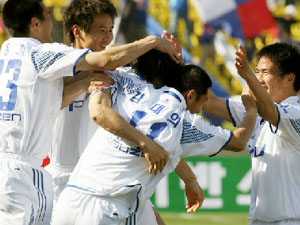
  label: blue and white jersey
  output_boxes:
[69,67,184,214]
[180,110,232,157]
[49,93,86,172]
[0,38,90,166]
[69,67,232,216]
[227,96,300,222]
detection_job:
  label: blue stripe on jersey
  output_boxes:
[180,119,214,144]
[39,170,47,222]
[210,131,233,157]
[290,118,300,136]
[226,99,236,127]
[123,184,142,213]
[65,184,96,193]
[163,91,182,102]
[269,104,280,134]
[73,49,91,76]
[31,50,65,73]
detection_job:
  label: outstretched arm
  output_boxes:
[235,45,278,125]
[77,35,181,71]
[89,81,168,174]
[203,89,233,122]
[175,158,205,213]
[223,93,257,151]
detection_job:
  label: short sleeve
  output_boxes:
[272,102,300,144]
[181,110,233,157]
[227,98,246,127]
[31,43,90,80]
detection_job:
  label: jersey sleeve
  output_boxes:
[31,43,91,80]
[181,110,233,157]
[271,103,300,144]
[226,98,246,127]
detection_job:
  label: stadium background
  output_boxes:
[0,0,299,224]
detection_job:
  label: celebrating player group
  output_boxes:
[0,0,299,225]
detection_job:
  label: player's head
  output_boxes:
[63,0,117,51]
[255,42,300,103]
[132,49,212,113]
[131,49,182,89]
[178,65,212,113]
[3,0,53,43]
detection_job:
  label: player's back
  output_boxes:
[69,67,184,204]
[0,38,65,165]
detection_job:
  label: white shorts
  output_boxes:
[136,200,158,225]
[251,220,300,225]
[52,188,128,225]
[45,164,73,216]
[0,157,53,225]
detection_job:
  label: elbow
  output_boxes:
[232,141,247,152]
[227,137,247,152]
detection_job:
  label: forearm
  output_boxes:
[78,35,158,71]
[203,96,232,122]
[90,97,154,149]
[243,71,277,122]
[225,108,257,151]
[175,158,197,184]
[61,72,90,108]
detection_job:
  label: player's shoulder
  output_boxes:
[277,96,300,116]
[33,42,72,53]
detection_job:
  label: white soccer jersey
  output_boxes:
[227,96,300,222]
[0,38,90,166]
[78,98,99,156]
[49,93,86,171]
[68,67,232,217]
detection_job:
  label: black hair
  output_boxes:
[256,42,300,91]
[63,0,117,44]
[132,49,212,99]
[179,64,212,99]
[3,0,44,37]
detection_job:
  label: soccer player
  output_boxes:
[204,43,300,225]
[47,0,173,216]
[0,0,181,224]
[52,50,257,225]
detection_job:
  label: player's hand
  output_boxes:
[143,138,168,175]
[87,72,115,93]
[161,30,184,65]
[152,35,182,64]
[235,44,254,80]
[241,93,257,115]
[185,179,205,213]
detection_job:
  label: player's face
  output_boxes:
[255,56,286,103]
[187,90,209,114]
[38,5,53,43]
[81,14,114,51]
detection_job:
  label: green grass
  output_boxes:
[159,212,251,225]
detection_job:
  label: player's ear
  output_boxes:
[285,73,295,84]
[30,17,41,32]
[71,24,82,39]
[186,89,196,100]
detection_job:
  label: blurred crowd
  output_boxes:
[0,0,300,96]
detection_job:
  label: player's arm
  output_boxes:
[61,72,114,108]
[175,158,204,213]
[203,89,233,122]
[88,82,168,174]
[235,45,278,125]
[76,35,181,72]
[223,94,257,151]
